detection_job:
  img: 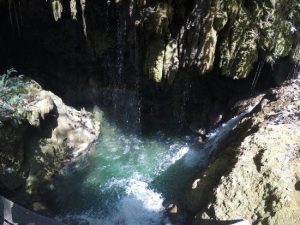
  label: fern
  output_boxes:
[0,69,28,119]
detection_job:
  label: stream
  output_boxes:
[44,91,253,225]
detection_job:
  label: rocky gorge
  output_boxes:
[1,0,300,130]
[0,0,300,224]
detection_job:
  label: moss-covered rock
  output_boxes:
[144,38,165,82]
[2,0,300,92]
[144,0,299,80]
[0,74,100,193]
[144,38,179,83]
[142,2,178,83]
[179,0,227,74]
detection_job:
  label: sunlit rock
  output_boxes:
[51,0,63,22]
[187,79,300,225]
[0,73,100,193]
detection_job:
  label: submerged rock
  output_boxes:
[187,79,300,225]
[0,73,100,193]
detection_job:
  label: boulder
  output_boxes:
[0,74,100,193]
[187,79,300,225]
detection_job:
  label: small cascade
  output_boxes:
[184,105,256,168]
[106,1,111,30]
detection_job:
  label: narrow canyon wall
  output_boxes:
[0,0,299,131]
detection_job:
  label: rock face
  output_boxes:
[0,74,100,194]
[186,79,300,225]
[131,0,300,82]
[1,0,300,134]
[1,0,300,83]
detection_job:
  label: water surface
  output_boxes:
[45,103,249,225]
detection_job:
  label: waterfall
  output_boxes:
[181,76,191,125]
[111,89,141,134]
[101,0,141,134]
[115,1,127,86]
[175,74,192,127]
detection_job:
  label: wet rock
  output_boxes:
[230,94,265,116]
[166,203,178,214]
[187,79,300,225]
[176,0,298,79]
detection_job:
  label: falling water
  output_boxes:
[104,0,141,134]
[181,77,191,125]
[115,1,127,85]
[110,89,141,134]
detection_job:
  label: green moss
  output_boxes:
[0,69,30,121]
[219,6,258,79]
[163,39,179,84]
[213,11,228,31]
[144,38,166,83]
[218,0,299,79]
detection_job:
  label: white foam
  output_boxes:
[205,106,254,154]
[100,177,127,191]
[155,145,190,175]
[125,176,164,212]
[63,174,165,225]
[110,176,165,225]
[117,196,163,225]
[162,146,189,168]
